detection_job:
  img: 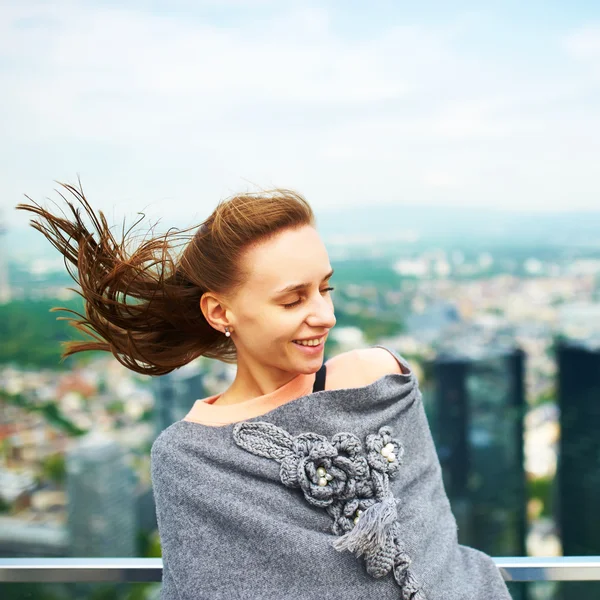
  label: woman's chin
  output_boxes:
[287,344,323,371]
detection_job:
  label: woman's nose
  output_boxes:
[306,294,336,329]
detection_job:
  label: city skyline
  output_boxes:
[2,231,598,599]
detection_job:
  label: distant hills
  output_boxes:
[316,203,600,248]
[5,203,600,262]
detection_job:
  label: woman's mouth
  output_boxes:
[292,336,326,353]
[293,336,325,347]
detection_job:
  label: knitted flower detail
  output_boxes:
[329,496,379,535]
[232,420,426,600]
[279,432,360,507]
[332,432,371,481]
[365,426,404,476]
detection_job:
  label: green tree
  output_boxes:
[1,392,87,437]
[0,496,10,513]
[40,453,66,485]
[0,298,95,369]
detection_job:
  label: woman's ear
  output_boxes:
[200,292,232,335]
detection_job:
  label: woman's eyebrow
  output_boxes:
[274,268,334,296]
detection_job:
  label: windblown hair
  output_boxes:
[16,183,315,375]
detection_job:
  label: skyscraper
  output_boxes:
[152,362,207,435]
[431,346,527,558]
[66,433,136,557]
[556,338,600,600]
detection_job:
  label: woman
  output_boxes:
[17,184,512,599]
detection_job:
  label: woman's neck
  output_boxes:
[214,358,301,406]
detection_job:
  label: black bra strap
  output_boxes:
[312,363,327,393]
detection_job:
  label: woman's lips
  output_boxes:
[292,337,326,354]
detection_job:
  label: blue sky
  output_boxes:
[1,0,599,227]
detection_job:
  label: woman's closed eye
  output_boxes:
[283,286,335,309]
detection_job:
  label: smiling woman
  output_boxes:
[199,223,336,404]
[15,184,320,376]
[16,183,512,600]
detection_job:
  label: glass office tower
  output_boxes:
[431,346,527,558]
[556,338,600,600]
[152,362,207,435]
[66,434,136,558]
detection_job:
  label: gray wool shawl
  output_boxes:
[151,347,512,599]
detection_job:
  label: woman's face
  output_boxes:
[227,225,336,376]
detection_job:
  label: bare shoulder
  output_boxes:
[356,347,406,377]
[325,347,407,390]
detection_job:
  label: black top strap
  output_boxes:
[312,363,327,393]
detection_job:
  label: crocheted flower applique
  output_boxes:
[232,421,427,600]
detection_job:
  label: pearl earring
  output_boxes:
[225,327,231,337]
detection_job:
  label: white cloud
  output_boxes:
[563,24,600,61]
[1,2,600,228]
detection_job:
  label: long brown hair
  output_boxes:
[16,182,315,375]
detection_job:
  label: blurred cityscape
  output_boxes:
[1,205,600,600]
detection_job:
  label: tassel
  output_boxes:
[331,495,398,557]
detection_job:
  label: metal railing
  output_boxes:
[1,557,600,583]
